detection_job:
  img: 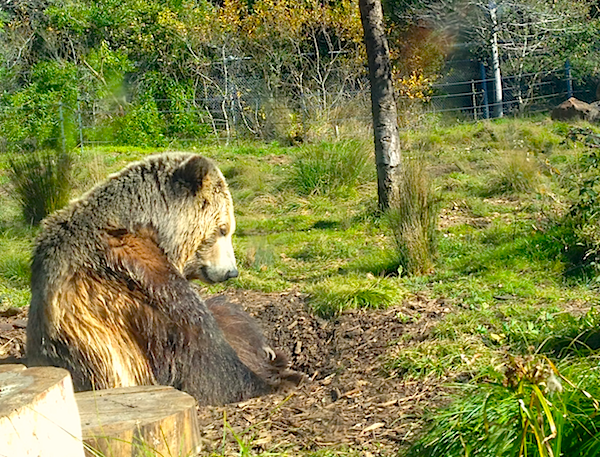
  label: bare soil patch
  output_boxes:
[0,306,27,363]
[0,291,451,455]
[196,290,450,455]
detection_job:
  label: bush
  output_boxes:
[8,150,73,225]
[0,61,78,153]
[387,159,439,276]
[555,143,600,277]
[289,140,373,196]
[113,94,165,147]
[144,74,212,141]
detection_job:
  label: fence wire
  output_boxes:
[0,60,591,152]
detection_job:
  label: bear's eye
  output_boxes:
[219,225,228,237]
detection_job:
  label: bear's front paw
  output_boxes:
[262,346,277,361]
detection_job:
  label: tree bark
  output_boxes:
[489,0,504,118]
[359,0,402,211]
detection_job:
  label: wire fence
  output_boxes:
[426,64,589,119]
[0,60,591,153]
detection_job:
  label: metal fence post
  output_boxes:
[565,59,573,99]
[471,81,478,120]
[480,62,490,119]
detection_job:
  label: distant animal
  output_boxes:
[27,153,300,405]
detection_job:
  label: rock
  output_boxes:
[76,385,201,457]
[0,364,85,457]
[551,97,600,122]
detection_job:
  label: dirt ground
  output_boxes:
[0,291,452,456]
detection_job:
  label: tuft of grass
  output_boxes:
[7,149,73,225]
[386,159,439,276]
[307,275,403,318]
[410,356,600,457]
[482,150,541,196]
[385,337,499,382]
[288,140,373,196]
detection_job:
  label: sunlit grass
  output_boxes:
[307,274,406,318]
[2,118,600,455]
[410,356,600,457]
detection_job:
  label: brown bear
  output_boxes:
[26,153,298,405]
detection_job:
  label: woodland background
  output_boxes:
[0,0,599,150]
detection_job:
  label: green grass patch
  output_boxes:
[307,275,405,318]
[410,356,600,457]
[0,239,31,288]
[288,140,374,196]
[386,337,500,382]
[2,118,600,455]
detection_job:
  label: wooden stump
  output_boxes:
[0,364,85,457]
[76,385,201,457]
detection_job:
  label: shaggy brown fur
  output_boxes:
[27,153,299,405]
[206,296,304,388]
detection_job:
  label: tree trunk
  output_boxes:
[489,0,504,118]
[359,0,402,211]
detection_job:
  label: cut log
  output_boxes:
[0,364,85,457]
[76,385,201,457]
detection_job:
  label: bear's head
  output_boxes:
[170,155,239,284]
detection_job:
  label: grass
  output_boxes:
[3,117,600,455]
[386,158,439,276]
[7,149,73,224]
[409,356,600,457]
[287,140,374,196]
[307,274,406,318]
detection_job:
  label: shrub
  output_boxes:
[113,95,165,147]
[555,142,600,277]
[0,61,78,153]
[8,150,73,225]
[387,159,439,276]
[146,75,212,141]
[289,140,373,196]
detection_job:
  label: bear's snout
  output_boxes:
[202,265,238,283]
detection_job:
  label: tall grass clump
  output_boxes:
[7,149,73,225]
[387,159,438,276]
[410,356,600,457]
[483,150,541,196]
[289,140,373,196]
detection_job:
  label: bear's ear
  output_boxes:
[172,155,212,194]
